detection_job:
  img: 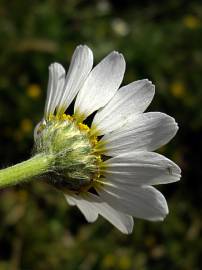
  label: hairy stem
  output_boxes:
[0,154,54,189]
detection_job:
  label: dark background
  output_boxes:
[0,0,201,269]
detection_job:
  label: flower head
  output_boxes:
[34,45,181,234]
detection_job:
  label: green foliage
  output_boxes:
[0,0,201,269]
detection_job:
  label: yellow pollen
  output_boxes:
[78,123,90,132]
[61,114,73,121]
[48,113,73,122]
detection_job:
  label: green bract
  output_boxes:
[34,116,100,192]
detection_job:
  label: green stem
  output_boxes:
[0,154,54,189]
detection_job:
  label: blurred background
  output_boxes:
[0,0,202,269]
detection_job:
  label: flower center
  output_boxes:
[34,114,102,193]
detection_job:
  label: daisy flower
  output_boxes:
[34,45,181,234]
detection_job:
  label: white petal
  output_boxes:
[86,192,134,234]
[57,45,93,115]
[65,194,76,206]
[97,184,168,221]
[44,63,66,119]
[74,51,125,120]
[102,151,181,185]
[65,192,133,233]
[98,112,178,155]
[64,193,98,222]
[92,79,155,134]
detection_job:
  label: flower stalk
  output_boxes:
[0,154,54,189]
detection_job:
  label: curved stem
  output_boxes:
[0,154,54,189]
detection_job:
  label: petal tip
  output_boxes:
[110,51,125,61]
